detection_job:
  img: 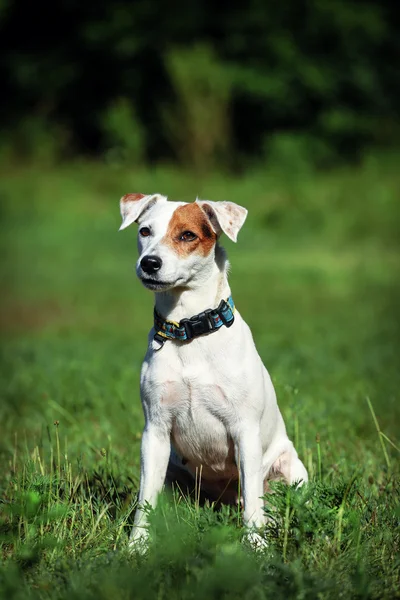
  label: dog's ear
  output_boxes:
[196,200,248,242]
[119,193,166,230]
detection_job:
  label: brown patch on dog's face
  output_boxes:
[163,203,216,257]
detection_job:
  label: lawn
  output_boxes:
[0,155,399,599]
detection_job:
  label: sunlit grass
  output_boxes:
[1,156,399,598]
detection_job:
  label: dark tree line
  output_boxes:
[1,0,399,166]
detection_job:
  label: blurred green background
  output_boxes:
[1,2,400,597]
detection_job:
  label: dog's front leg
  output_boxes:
[130,423,170,550]
[234,425,267,549]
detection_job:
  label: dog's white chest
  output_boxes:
[141,341,242,480]
[169,379,237,480]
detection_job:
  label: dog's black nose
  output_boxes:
[140,255,162,274]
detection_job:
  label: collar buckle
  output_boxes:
[180,309,216,340]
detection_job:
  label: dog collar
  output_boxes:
[153,296,235,347]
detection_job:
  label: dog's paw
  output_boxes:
[243,530,268,552]
[128,527,150,555]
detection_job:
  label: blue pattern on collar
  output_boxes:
[154,296,235,342]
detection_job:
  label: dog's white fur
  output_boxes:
[119,193,308,549]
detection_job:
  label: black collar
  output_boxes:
[153,296,235,347]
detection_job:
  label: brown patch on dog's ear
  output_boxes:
[119,193,166,230]
[163,203,217,257]
[121,193,146,204]
[195,200,247,242]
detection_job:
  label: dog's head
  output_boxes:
[119,193,247,292]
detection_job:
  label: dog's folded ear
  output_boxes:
[119,193,167,230]
[196,200,248,242]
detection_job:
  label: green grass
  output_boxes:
[1,155,399,599]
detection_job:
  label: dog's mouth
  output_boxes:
[140,277,174,291]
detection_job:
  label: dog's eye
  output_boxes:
[180,231,197,242]
[139,227,151,237]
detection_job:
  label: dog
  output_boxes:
[119,193,308,549]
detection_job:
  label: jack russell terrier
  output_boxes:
[119,193,308,549]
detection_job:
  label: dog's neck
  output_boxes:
[154,245,231,322]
